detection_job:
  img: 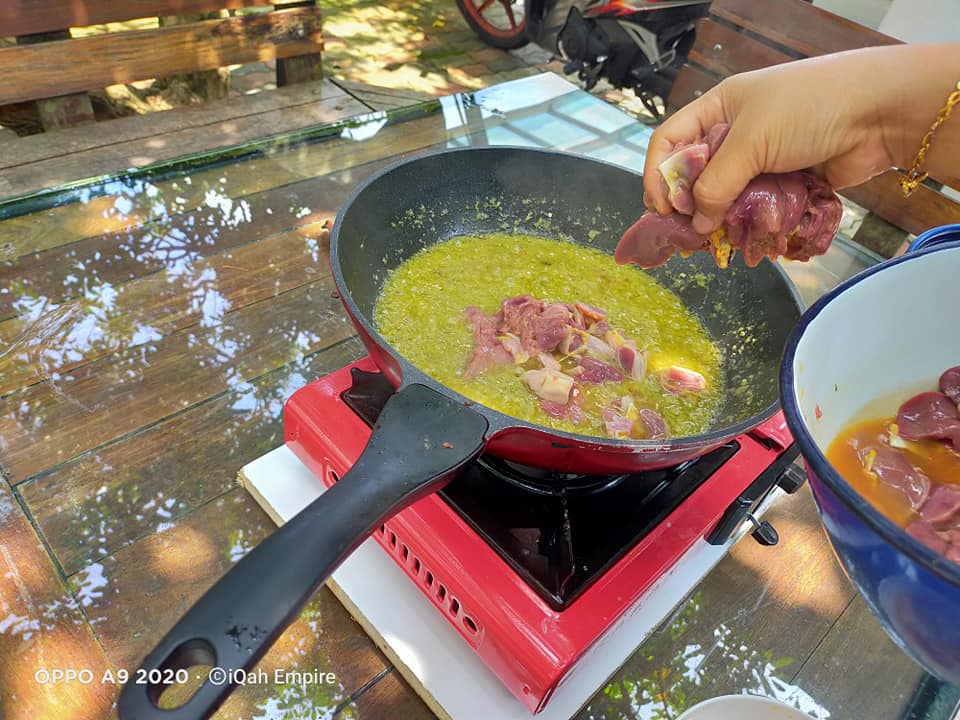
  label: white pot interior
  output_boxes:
[790,246,960,452]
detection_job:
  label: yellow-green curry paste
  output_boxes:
[375,233,723,438]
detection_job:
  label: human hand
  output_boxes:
[643,45,960,235]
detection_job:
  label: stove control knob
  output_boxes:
[777,463,807,494]
[746,512,779,546]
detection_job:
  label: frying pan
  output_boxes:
[119,147,803,719]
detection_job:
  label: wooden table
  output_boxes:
[0,72,956,720]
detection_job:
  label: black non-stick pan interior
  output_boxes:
[335,146,802,432]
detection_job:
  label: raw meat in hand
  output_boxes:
[615,123,843,269]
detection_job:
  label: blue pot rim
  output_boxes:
[909,223,960,253]
[780,237,960,589]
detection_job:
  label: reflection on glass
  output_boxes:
[580,593,830,719]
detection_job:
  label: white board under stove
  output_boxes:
[239,445,781,720]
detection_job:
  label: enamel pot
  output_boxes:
[781,225,960,684]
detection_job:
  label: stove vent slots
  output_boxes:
[376,522,481,639]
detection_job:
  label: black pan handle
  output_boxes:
[118,383,488,720]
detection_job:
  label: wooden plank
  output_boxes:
[0,219,335,396]
[37,93,97,130]
[275,1,324,87]
[15,31,97,131]
[0,78,350,171]
[0,89,410,269]
[790,597,928,718]
[710,0,900,59]
[1,97,447,260]
[0,136,320,261]
[339,669,435,720]
[254,120,452,182]
[277,53,323,85]
[579,486,856,717]
[0,481,115,720]
[840,172,960,237]
[0,157,302,260]
[688,19,795,78]
[850,212,910,259]
[0,278,356,484]
[0,0,267,37]
[20,338,363,576]
[0,7,324,106]
[0,89,369,199]
[71,487,391,705]
[0,173,347,323]
[156,12,232,101]
[0,192,149,258]
[324,572,452,720]
[665,64,718,112]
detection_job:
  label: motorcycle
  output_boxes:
[455,0,711,117]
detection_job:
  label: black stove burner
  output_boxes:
[476,456,630,496]
[341,368,762,610]
[443,442,738,609]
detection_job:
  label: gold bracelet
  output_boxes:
[900,80,960,197]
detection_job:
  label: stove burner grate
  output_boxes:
[476,456,630,496]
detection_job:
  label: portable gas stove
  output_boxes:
[275,356,805,715]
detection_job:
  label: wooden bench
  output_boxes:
[0,1,323,133]
[666,0,960,254]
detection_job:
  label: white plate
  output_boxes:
[677,695,814,720]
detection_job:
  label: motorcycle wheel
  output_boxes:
[456,0,528,50]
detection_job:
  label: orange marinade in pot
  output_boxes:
[827,417,960,527]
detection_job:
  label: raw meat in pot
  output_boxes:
[601,396,668,441]
[857,444,930,510]
[499,295,572,354]
[920,484,960,530]
[638,408,667,440]
[577,357,624,384]
[940,366,960,405]
[460,294,710,441]
[905,521,960,563]
[616,344,647,381]
[574,301,607,323]
[463,297,581,378]
[897,391,960,452]
[660,366,707,394]
[522,368,575,404]
[602,406,634,438]
[906,521,949,555]
[584,334,616,360]
[541,388,586,426]
[615,123,843,269]
[463,306,515,378]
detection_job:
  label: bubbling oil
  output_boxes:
[374,233,724,438]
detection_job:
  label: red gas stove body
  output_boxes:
[284,357,797,714]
